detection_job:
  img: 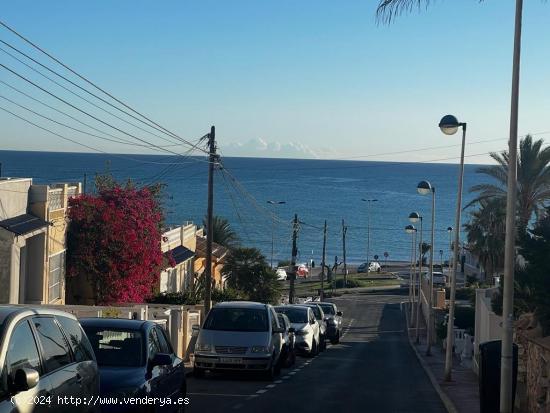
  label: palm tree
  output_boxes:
[464,199,506,282]
[467,135,550,233]
[203,215,239,249]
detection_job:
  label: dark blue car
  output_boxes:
[80,318,187,412]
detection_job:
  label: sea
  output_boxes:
[0,150,487,266]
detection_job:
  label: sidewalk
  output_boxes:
[406,306,480,413]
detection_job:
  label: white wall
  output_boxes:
[473,288,503,373]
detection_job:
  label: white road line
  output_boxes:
[232,403,244,410]
[266,384,276,388]
[282,375,290,379]
[256,389,268,394]
[275,380,283,383]
[245,395,259,400]
[289,372,296,375]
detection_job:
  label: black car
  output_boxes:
[276,313,296,367]
[0,306,99,413]
[318,302,343,344]
[80,318,187,412]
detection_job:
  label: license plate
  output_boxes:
[220,357,242,364]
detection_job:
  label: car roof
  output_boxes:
[79,317,151,330]
[214,301,267,309]
[0,305,78,326]
[275,305,309,312]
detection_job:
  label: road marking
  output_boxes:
[256,389,268,394]
[266,384,276,388]
[232,403,244,410]
[289,371,296,375]
[187,393,252,397]
[282,375,290,379]
[246,395,259,400]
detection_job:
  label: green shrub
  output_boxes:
[212,288,244,303]
[147,291,201,305]
[332,278,361,289]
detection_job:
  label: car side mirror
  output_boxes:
[149,353,172,370]
[288,327,295,333]
[337,311,343,317]
[13,368,39,393]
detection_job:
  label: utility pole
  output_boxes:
[289,214,299,304]
[342,219,347,287]
[204,126,216,313]
[320,220,327,301]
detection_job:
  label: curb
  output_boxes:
[403,303,458,413]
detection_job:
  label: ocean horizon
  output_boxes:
[1,150,489,265]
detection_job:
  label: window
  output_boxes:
[155,327,172,354]
[203,308,269,332]
[33,317,72,372]
[148,329,161,359]
[81,327,143,367]
[48,251,65,303]
[270,310,279,331]
[56,316,95,363]
[275,307,308,323]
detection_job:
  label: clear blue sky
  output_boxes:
[1,1,550,163]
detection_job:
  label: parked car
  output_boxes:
[276,268,288,280]
[0,306,99,413]
[276,313,296,367]
[318,302,343,344]
[357,262,381,273]
[80,318,186,412]
[301,303,327,351]
[296,264,309,278]
[422,271,447,287]
[274,305,320,356]
[193,302,284,379]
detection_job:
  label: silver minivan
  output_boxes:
[193,301,284,379]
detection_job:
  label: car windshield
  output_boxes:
[275,307,308,324]
[203,307,268,332]
[82,327,143,367]
[306,306,323,320]
[319,304,335,315]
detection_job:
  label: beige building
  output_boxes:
[0,177,80,305]
[160,222,197,293]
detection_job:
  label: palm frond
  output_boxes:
[376,0,432,24]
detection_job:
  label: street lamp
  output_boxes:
[439,114,467,382]
[409,211,423,344]
[267,200,286,268]
[417,180,435,356]
[361,198,378,271]
[447,227,453,271]
[405,225,417,321]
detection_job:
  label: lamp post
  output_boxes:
[417,180,435,356]
[447,227,453,271]
[438,114,467,381]
[267,200,286,268]
[409,211,423,344]
[405,224,417,323]
[361,198,378,271]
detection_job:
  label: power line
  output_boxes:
[0,20,207,152]
[0,62,213,163]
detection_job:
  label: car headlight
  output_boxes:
[295,329,309,336]
[327,318,337,325]
[251,346,270,354]
[196,343,212,352]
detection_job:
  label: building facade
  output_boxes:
[0,178,80,304]
[160,222,197,293]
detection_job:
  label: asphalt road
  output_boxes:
[186,292,446,413]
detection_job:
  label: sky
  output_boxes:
[1,1,550,163]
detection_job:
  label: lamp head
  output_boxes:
[447,226,453,232]
[439,114,460,135]
[417,180,433,195]
[405,224,416,234]
[409,212,420,223]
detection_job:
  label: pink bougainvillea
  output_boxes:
[67,184,164,304]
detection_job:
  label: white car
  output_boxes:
[276,268,288,280]
[274,305,320,356]
[193,301,284,379]
[369,262,381,272]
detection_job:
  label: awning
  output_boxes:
[165,245,194,265]
[0,214,49,236]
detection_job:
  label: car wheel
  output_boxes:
[263,355,277,380]
[193,367,205,378]
[331,331,340,344]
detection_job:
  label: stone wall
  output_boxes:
[515,314,550,413]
